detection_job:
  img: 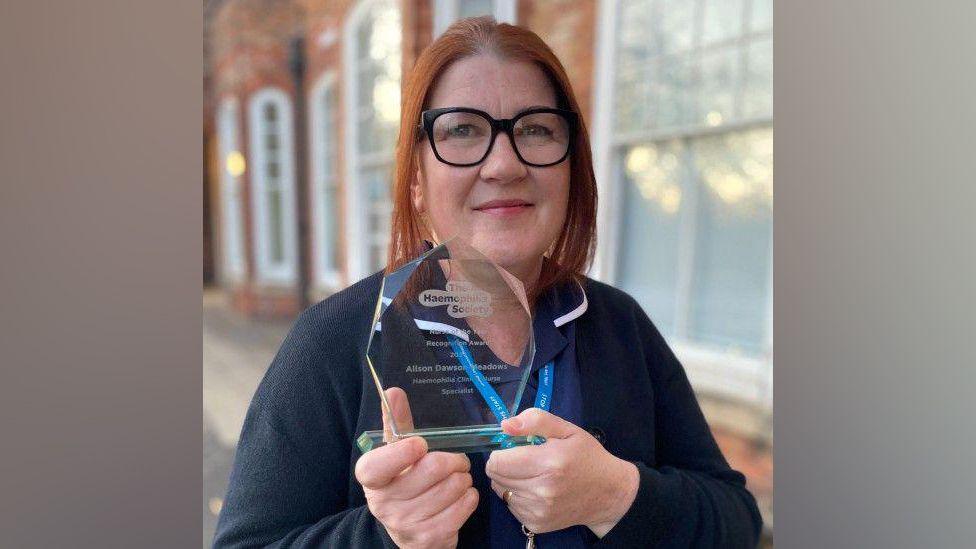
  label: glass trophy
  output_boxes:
[356,237,541,453]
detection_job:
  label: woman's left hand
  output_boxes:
[485,408,640,537]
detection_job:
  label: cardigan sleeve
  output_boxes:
[595,302,764,548]
[212,303,397,549]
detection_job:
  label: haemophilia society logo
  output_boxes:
[418,280,492,318]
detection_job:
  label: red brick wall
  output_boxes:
[519,0,597,125]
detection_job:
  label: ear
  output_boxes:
[411,165,426,214]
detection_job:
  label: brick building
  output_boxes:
[205,0,772,535]
[206,0,602,317]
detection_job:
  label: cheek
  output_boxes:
[420,157,475,231]
[540,167,571,224]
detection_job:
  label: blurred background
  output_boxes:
[203,0,772,545]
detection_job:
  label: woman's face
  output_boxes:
[414,54,570,281]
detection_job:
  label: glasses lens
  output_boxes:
[431,111,492,165]
[513,112,571,165]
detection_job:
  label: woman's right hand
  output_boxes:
[355,388,479,548]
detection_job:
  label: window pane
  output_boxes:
[268,189,285,263]
[365,166,392,272]
[318,83,341,275]
[263,103,277,122]
[750,0,772,32]
[652,56,696,129]
[458,0,493,18]
[614,57,652,134]
[650,0,696,56]
[703,0,744,46]
[687,128,772,353]
[699,45,741,126]
[357,4,401,156]
[618,0,654,58]
[742,36,772,119]
[354,1,400,274]
[616,140,686,336]
[323,88,338,177]
[218,101,245,278]
[325,183,341,271]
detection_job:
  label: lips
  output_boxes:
[473,199,534,213]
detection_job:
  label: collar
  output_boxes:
[529,279,587,372]
[541,278,589,328]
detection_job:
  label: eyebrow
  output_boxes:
[515,104,556,115]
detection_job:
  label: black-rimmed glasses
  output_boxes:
[418,107,578,167]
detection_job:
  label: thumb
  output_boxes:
[501,408,579,440]
[382,387,415,442]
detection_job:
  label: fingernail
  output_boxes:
[504,418,523,431]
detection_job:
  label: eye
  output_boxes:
[447,124,478,137]
[435,123,485,141]
[517,124,554,137]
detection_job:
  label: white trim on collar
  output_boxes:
[413,319,470,342]
[553,280,588,327]
[373,319,471,342]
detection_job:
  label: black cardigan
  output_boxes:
[213,273,763,548]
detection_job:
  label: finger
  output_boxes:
[501,408,579,440]
[487,472,541,493]
[489,479,536,501]
[485,443,549,480]
[355,436,427,489]
[490,481,537,530]
[389,451,471,500]
[382,387,415,441]
[401,471,474,522]
[418,486,479,534]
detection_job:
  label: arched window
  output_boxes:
[432,0,517,37]
[217,98,246,283]
[248,88,298,284]
[592,0,773,404]
[310,72,342,289]
[344,0,401,280]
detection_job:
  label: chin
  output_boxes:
[468,233,541,276]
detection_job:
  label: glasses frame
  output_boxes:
[418,106,579,168]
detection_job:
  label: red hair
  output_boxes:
[386,16,597,296]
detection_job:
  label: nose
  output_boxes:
[479,132,527,184]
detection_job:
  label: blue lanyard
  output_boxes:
[448,335,553,423]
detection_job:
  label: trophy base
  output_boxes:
[357,425,545,454]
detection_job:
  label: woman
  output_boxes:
[215,17,762,548]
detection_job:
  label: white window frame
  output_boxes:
[309,72,343,290]
[247,88,298,285]
[591,0,773,409]
[432,0,517,37]
[217,97,246,283]
[343,0,401,281]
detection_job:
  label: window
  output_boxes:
[310,73,342,289]
[248,88,298,284]
[344,0,402,280]
[217,98,246,283]
[594,0,773,404]
[432,0,517,37]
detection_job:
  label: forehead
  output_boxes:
[426,54,558,116]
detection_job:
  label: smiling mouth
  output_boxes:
[473,199,534,215]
